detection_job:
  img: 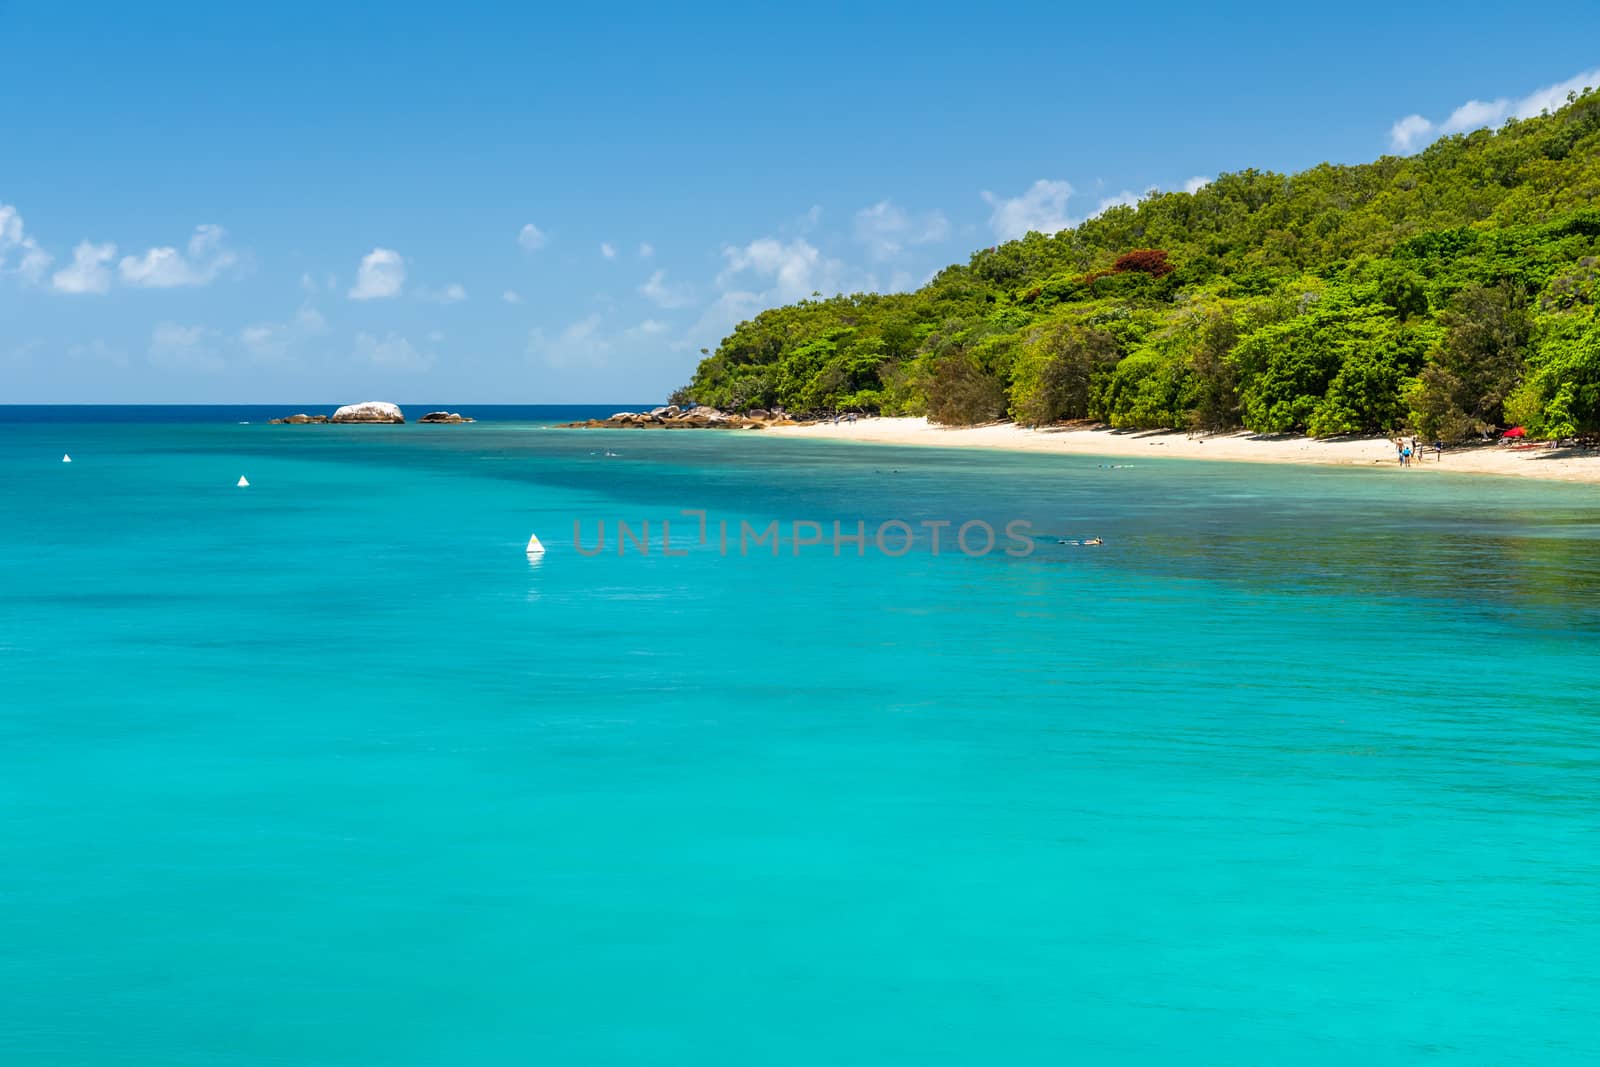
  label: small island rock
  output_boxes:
[419,411,476,423]
[555,403,783,430]
[331,401,405,424]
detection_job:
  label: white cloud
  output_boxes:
[1518,69,1600,118]
[1389,115,1435,153]
[686,290,765,352]
[119,224,238,288]
[237,324,273,350]
[1093,189,1144,216]
[600,242,616,259]
[16,243,50,282]
[518,223,546,251]
[502,289,523,304]
[527,313,610,368]
[852,200,950,260]
[526,314,674,369]
[625,318,669,338]
[347,248,405,300]
[239,306,327,361]
[678,233,878,351]
[639,268,695,309]
[638,242,655,259]
[1445,98,1507,132]
[419,282,467,304]
[51,241,117,294]
[0,206,26,243]
[354,330,432,370]
[982,179,1075,241]
[1183,175,1211,194]
[1389,68,1600,153]
[149,322,224,370]
[718,237,845,302]
[0,203,52,283]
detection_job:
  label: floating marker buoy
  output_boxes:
[237,476,250,487]
[525,533,545,555]
[62,454,72,463]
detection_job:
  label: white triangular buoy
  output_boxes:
[62,454,72,463]
[525,533,545,555]
[237,475,250,487]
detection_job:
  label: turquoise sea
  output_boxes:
[3,406,1598,1065]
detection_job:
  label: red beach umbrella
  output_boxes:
[1502,426,1527,438]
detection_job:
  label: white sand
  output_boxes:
[762,418,1600,483]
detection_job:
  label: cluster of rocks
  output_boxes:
[561,404,797,430]
[270,402,472,425]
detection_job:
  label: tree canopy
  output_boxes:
[679,88,1600,438]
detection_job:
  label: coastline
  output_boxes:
[760,417,1600,483]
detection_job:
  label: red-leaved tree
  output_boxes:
[1111,249,1175,278]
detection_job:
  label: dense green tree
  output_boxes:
[924,351,1008,425]
[1374,262,1429,319]
[1010,324,1122,426]
[675,88,1600,438]
[917,319,1011,425]
[1102,347,1195,430]
[1407,282,1531,437]
[1509,319,1600,437]
[1188,312,1242,431]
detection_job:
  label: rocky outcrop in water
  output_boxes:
[271,402,411,425]
[560,405,799,430]
[272,403,476,425]
[331,401,405,424]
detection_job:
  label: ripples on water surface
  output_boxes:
[2,409,1598,1065]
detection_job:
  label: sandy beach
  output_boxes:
[762,417,1600,483]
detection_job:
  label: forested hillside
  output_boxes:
[678,89,1600,439]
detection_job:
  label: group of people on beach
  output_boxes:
[1394,435,1444,467]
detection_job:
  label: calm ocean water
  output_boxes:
[3,406,1598,1065]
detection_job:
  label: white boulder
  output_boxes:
[330,401,405,424]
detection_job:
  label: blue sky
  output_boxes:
[3,2,1599,403]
